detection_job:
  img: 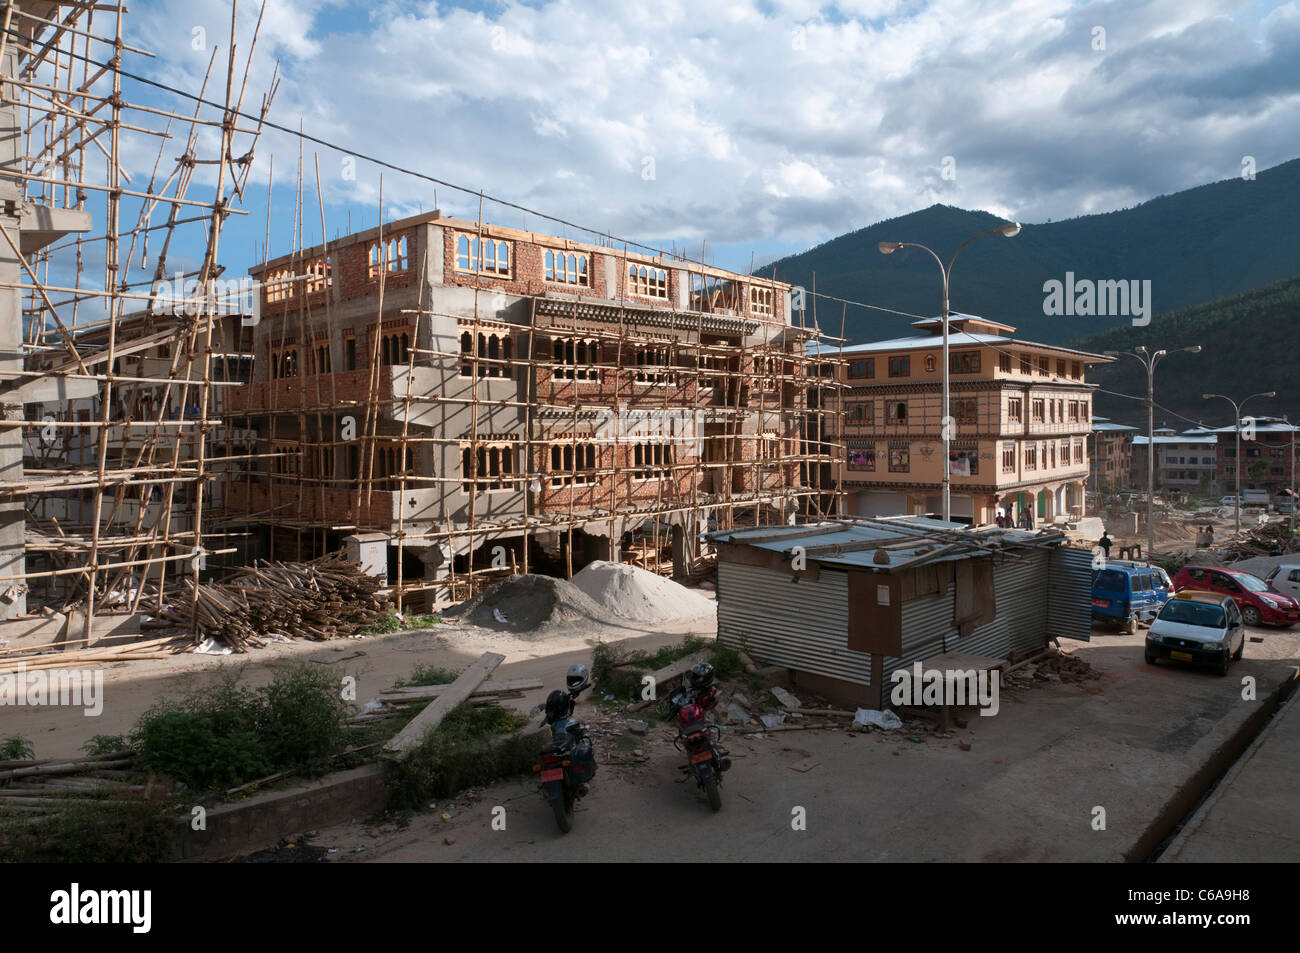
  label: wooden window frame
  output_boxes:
[454,233,512,277]
[543,249,591,287]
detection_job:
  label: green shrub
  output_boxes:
[0,736,35,761]
[259,665,348,775]
[591,636,712,698]
[81,735,131,757]
[131,665,348,793]
[386,702,535,810]
[395,664,460,688]
[133,710,272,791]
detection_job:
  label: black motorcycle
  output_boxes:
[532,664,597,833]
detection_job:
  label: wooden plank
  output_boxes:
[382,652,504,761]
[628,652,710,712]
[377,677,542,703]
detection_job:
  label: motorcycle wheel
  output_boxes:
[551,790,574,833]
[704,776,722,813]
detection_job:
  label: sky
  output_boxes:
[42,0,1300,283]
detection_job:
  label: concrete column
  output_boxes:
[671,523,687,578]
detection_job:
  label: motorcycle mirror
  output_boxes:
[529,704,543,715]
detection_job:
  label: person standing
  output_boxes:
[1098,532,1112,559]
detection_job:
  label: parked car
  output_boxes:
[1091,564,1165,633]
[1171,565,1300,627]
[1264,564,1300,601]
[1145,591,1244,676]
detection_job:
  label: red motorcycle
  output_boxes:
[667,662,731,812]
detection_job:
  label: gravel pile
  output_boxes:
[445,574,608,637]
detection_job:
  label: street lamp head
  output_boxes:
[877,241,901,255]
[1135,345,1148,354]
[1185,345,1203,354]
[1201,393,1214,400]
[1103,350,1119,357]
[1264,391,1277,398]
[997,222,1022,238]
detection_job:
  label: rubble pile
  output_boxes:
[1006,650,1100,689]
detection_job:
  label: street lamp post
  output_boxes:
[1203,392,1276,537]
[1105,346,1201,557]
[1285,415,1296,537]
[878,221,1021,523]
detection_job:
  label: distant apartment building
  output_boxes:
[1088,417,1137,492]
[224,211,834,603]
[822,314,1110,525]
[1211,417,1298,495]
[1130,428,1219,494]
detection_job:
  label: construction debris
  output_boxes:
[1005,649,1100,688]
[383,653,505,761]
[142,556,391,651]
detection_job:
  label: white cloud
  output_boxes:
[114,0,1300,268]
[764,160,835,198]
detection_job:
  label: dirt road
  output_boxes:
[311,622,1300,863]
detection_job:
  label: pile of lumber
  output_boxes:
[1219,520,1300,561]
[0,752,147,829]
[144,555,391,651]
[0,635,187,674]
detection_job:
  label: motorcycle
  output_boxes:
[666,661,731,812]
[532,664,597,833]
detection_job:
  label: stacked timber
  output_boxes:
[144,555,391,651]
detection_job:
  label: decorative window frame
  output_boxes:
[454,233,511,277]
[543,249,591,287]
[368,235,409,278]
[627,263,669,299]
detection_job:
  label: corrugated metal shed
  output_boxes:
[712,517,1093,699]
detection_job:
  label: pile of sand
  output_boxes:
[571,560,716,624]
[444,574,608,637]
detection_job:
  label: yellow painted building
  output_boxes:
[822,315,1112,525]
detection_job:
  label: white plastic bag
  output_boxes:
[853,708,903,731]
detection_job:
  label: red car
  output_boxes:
[1171,565,1300,627]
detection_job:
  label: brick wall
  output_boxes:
[226,481,394,529]
[226,369,393,414]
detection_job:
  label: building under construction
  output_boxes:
[0,1,843,640]
[0,0,274,644]
[224,212,845,608]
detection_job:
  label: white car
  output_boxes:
[1145,592,1245,676]
[1265,564,1300,601]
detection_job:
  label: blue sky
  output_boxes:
[54,0,1300,288]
